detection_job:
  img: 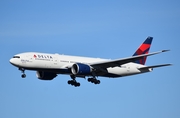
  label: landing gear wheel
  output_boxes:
[88,78,92,82]
[88,78,100,85]
[67,80,80,87]
[96,80,100,84]
[68,80,71,84]
[75,82,80,87]
[21,74,26,78]
[19,68,26,78]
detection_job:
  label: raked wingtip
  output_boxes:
[162,50,170,52]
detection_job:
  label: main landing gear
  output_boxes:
[67,75,101,87]
[67,75,80,87]
[88,72,100,85]
[67,80,80,87]
[19,68,26,78]
[88,78,100,84]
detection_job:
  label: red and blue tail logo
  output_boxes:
[133,37,153,65]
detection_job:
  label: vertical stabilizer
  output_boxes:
[133,37,153,65]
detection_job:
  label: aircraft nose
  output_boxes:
[9,58,19,66]
[9,58,13,64]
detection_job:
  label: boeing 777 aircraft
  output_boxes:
[10,37,171,87]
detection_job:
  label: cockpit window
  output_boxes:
[13,56,20,58]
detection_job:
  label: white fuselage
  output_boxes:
[10,52,151,78]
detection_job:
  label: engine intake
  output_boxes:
[71,63,92,75]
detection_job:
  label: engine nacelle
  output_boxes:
[71,63,92,75]
[36,71,57,80]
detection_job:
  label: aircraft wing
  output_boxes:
[90,50,169,68]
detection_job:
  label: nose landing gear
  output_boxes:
[19,68,26,78]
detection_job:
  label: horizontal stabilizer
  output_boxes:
[138,64,172,70]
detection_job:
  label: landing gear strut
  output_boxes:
[67,75,80,87]
[88,72,100,85]
[19,68,26,78]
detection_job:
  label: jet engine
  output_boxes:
[36,71,57,80]
[71,63,92,75]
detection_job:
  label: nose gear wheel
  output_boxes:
[19,68,26,78]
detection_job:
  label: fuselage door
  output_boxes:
[53,54,59,66]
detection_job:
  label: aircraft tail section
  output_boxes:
[133,37,153,65]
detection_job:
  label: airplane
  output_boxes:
[9,37,171,87]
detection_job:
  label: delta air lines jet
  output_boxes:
[10,37,171,87]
